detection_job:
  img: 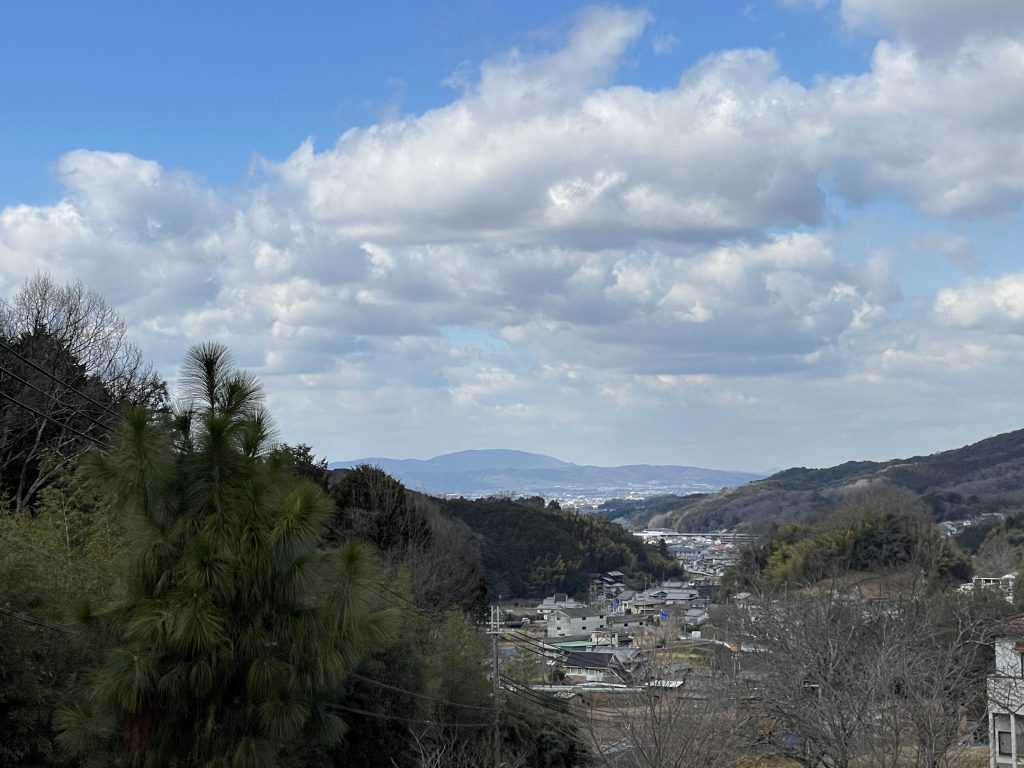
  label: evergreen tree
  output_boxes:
[57,342,395,767]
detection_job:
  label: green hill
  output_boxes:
[438,495,682,598]
[605,428,1024,532]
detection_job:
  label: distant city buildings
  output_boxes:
[633,528,756,580]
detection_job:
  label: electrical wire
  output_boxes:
[504,628,558,656]
[0,604,120,649]
[0,361,112,435]
[0,338,120,418]
[0,604,79,635]
[345,670,499,714]
[324,701,493,728]
[0,388,106,447]
[378,583,449,622]
[0,565,603,753]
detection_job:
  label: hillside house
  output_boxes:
[547,606,608,638]
[590,570,628,600]
[628,581,704,614]
[974,574,1017,601]
[536,593,582,617]
[557,647,643,684]
[988,616,1024,765]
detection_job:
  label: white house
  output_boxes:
[546,606,608,638]
[987,616,1024,766]
[974,574,1017,601]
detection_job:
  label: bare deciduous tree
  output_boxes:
[583,675,752,768]
[720,586,1005,768]
[973,534,1024,579]
[0,274,162,513]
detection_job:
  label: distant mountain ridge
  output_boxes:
[604,427,1024,532]
[329,449,761,500]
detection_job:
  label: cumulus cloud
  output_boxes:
[0,154,226,313]
[269,40,824,245]
[934,274,1024,332]
[818,38,1024,215]
[1,4,1023,467]
[259,9,1024,244]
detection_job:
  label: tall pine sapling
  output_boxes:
[57,342,395,768]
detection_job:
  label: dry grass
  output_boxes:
[797,567,929,600]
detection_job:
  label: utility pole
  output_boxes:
[491,601,502,768]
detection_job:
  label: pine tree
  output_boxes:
[57,342,395,767]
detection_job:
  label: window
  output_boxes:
[1013,643,1024,676]
[999,731,1012,756]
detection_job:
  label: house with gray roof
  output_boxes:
[547,606,608,638]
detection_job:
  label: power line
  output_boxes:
[0,338,120,419]
[346,670,498,714]
[505,628,557,656]
[0,604,120,650]
[0,596,581,727]
[499,675,562,710]
[0,361,112,434]
[0,578,598,753]
[378,583,449,622]
[326,701,493,728]
[0,604,78,635]
[0,388,106,447]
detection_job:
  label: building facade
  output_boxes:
[988,616,1024,766]
[546,607,607,638]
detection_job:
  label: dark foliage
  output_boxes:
[328,464,433,552]
[722,490,971,592]
[441,496,683,598]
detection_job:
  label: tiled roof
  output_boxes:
[553,606,604,619]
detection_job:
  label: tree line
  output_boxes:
[440,495,683,599]
[0,276,587,767]
[722,487,972,595]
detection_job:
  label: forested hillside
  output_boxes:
[439,495,683,598]
[720,488,972,594]
[605,428,1024,532]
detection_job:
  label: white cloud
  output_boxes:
[777,0,829,10]
[818,38,1024,216]
[268,42,824,245]
[652,32,680,55]
[934,274,1024,332]
[842,0,1024,53]
[1,5,1023,468]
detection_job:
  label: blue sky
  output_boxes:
[0,1,869,205]
[2,1,1023,472]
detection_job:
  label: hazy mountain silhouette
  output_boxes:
[330,449,760,499]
